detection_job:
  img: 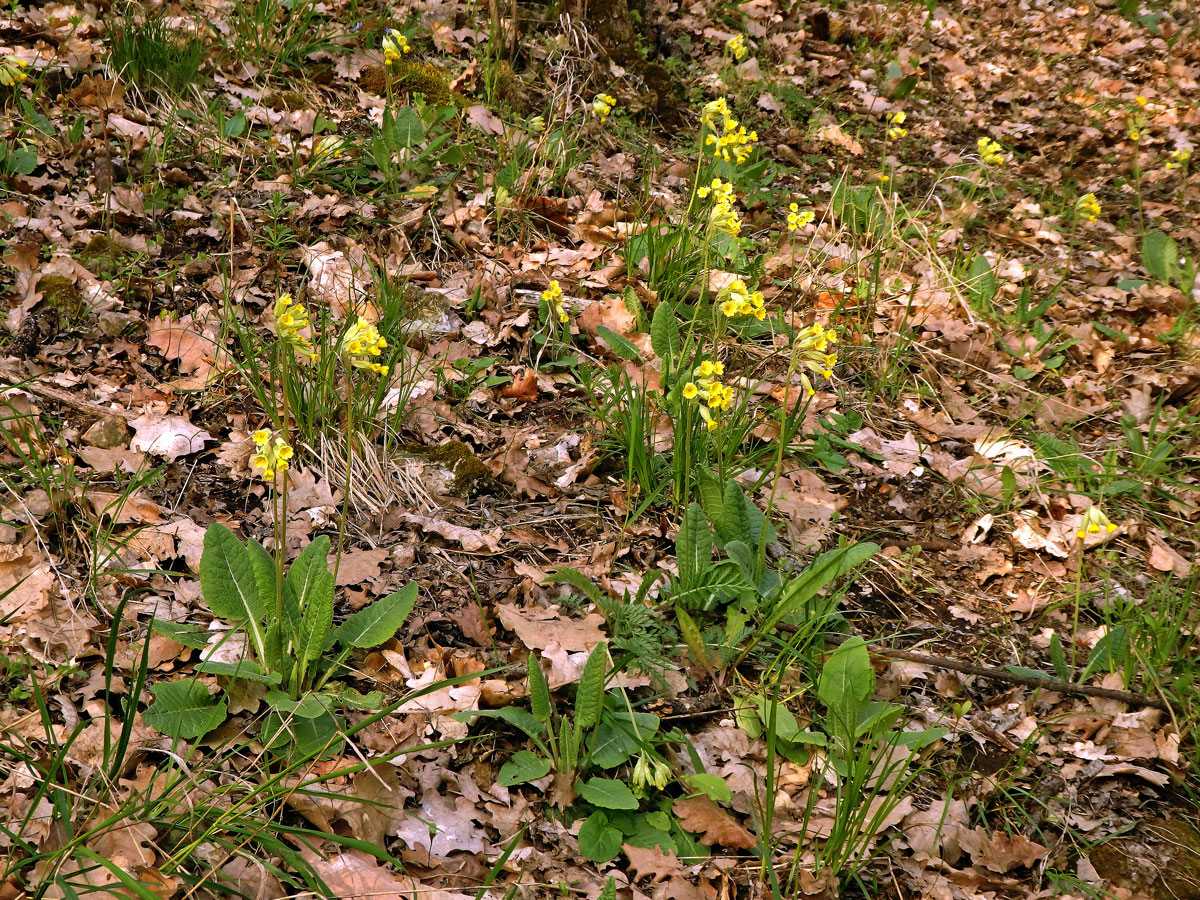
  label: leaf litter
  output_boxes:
[1,0,1199,898]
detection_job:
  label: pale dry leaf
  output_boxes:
[494,603,606,652]
[391,512,502,553]
[129,415,213,463]
[146,314,220,377]
[958,826,1048,873]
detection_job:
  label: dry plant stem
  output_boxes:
[782,627,1172,713]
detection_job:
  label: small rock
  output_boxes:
[84,416,131,449]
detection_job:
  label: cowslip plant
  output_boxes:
[147,526,418,756]
[756,637,947,892]
[669,474,879,677]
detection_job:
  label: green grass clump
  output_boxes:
[109,9,205,96]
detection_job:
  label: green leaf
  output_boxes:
[194,660,281,684]
[650,301,681,362]
[965,255,997,310]
[150,618,211,650]
[854,700,903,739]
[587,719,639,769]
[1049,631,1070,681]
[598,876,618,900]
[677,503,712,586]
[1142,230,1182,286]
[595,326,643,362]
[574,643,608,731]
[676,607,709,667]
[331,583,418,648]
[1005,665,1054,680]
[221,111,247,138]
[578,777,639,810]
[246,537,277,620]
[682,773,732,802]
[266,691,334,718]
[528,653,552,724]
[818,636,874,748]
[143,681,227,738]
[200,524,266,656]
[498,750,552,786]
[578,815,623,863]
[723,479,754,546]
[1082,625,1130,682]
[383,105,425,149]
[545,567,604,604]
[262,709,344,759]
[295,571,334,663]
[761,543,878,632]
[283,536,331,616]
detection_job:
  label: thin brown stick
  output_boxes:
[872,643,1169,712]
[784,628,1171,712]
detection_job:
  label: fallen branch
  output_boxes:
[794,628,1171,713]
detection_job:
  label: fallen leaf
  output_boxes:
[129,415,213,463]
[672,795,755,850]
[494,603,606,652]
[958,826,1048,872]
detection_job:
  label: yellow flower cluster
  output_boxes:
[274,293,317,360]
[698,178,741,238]
[794,323,838,396]
[311,135,346,163]
[977,136,1005,166]
[1075,192,1101,224]
[786,203,814,231]
[251,430,294,481]
[700,98,730,130]
[339,316,389,375]
[592,93,617,122]
[703,100,757,164]
[886,110,907,140]
[382,30,411,65]
[1166,149,1191,171]
[682,359,733,431]
[632,752,671,794]
[718,278,766,321]
[542,280,568,324]
[1077,505,1118,539]
[0,54,27,86]
[725,34,748,61]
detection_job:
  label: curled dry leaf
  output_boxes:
[129,414,213,463]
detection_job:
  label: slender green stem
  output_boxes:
[332,358,354,586]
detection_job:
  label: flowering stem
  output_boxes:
[332,359,355,587]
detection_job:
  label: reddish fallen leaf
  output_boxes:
[672,795,755,850]
[958,826,1048,873]
[500,367,538,402]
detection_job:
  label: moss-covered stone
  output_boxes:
[1091,816,1200,900]
[36,275,84,323]
[360,60,461,108]
[396,440,492,497]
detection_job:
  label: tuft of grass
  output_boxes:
[109,7,205,97]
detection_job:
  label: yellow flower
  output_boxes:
[527,115,546,134]
[886,111,907,140]
[0,55,28,87]
[705,115,758,164]
[697,177,733,202]
[786,204,814,231]
[339,316,389,375]
[1166,148,1192,171]
[1075,192,1101,223]
[1077,505,1118,540]
[311,135,346,162]
[794,323,839,396]
[701,98,731,130]
[725,34,749,61]
[592,93,617,122]
[1128,129,1141,142]
[1135,95,1148,107]
[542,280,568,324]
[708,199,741,238]
[631,753,671,794]
[273,293,317,360]
[382,30,411,65]
[889,110,906,125]
[250,432,294,481]
[977,136,1005,166]
[682,382,699,399]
